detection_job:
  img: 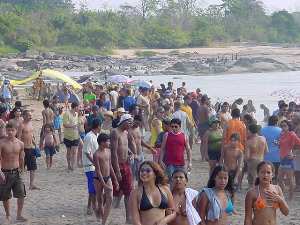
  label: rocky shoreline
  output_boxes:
[1,45,300,81]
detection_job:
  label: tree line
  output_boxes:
[0,0,300,54]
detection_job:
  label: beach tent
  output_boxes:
[10,69,82,90]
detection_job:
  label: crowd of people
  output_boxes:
[0,78,299,225]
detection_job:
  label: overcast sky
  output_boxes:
[73,0,300,12]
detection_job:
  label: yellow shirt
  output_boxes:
[181,105,195,127]
[63,111,79,141]
[150,119,162,146]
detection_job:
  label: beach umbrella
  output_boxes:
[129,80,152,89]
[108,75,131,84]
[10,69,82,90]
[271,88,300,104]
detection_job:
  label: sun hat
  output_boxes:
[104,111,114,118]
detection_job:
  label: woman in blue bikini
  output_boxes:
[195,165,235,225]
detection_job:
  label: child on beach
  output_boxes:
[221,133,243,191]
[77,108,86,168]
[51,96,63,144]
[93,133,119,225]
[41,124,58,169]
[244,161,289,225]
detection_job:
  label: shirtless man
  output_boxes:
[42,99,54,126]
[18,110,39,190]
[221,133,243,189]
[198,95,210,159]
[0,122,26,223]
[93,133,119,225]
[129,115,156,180]
[0,109,6,138]
[9,108,23,132]
[111,114,134,223]
[136,87,150,131]
[245,124,268,188]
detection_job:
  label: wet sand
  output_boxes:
[0,99,299,225]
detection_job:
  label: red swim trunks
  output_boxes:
[113,162,132,197]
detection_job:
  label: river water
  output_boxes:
[133,71,300,123]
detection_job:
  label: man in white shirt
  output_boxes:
[82,119,101,215]
[173,101,192,136]
[110,86,119,111]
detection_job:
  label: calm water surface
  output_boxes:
[134,71,300,122]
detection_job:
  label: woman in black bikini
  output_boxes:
[129,161,176,225]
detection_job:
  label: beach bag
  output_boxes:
[33,147,41,158]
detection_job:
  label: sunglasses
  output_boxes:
[140,168,152,174]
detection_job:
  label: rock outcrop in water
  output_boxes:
[0,46,299,80]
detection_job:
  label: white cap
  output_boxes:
[118,114,133,126]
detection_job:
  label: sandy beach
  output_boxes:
[0,96,299,225]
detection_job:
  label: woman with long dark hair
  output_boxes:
[244,161,289,225]
[195,165,235,225]
[129,161,176,225]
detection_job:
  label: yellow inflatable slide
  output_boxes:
[10,69,82,90]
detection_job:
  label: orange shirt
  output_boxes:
[279,131,300,158]
[224,119,247,150]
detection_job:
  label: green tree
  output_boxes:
[271,10,299,42]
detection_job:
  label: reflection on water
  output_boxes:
[134,71,300,123]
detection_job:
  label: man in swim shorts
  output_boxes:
[111,114,135,224]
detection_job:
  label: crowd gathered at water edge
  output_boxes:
[1,74,299,225]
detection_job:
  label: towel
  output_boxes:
[201,188,222,221]
[185,188,201,225]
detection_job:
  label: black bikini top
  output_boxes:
[140,185,169,211]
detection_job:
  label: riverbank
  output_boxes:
[2,44,300,81]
